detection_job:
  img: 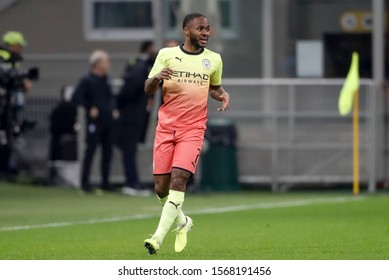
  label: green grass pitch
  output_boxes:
[0,182,388,260]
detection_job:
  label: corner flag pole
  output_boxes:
[353,90,360,196]
[338,52,360,195]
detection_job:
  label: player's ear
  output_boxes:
[183,26,190,36]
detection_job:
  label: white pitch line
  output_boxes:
[0,196,363,232]
[187,196,362,215]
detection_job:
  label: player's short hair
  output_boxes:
[182,12,207,29]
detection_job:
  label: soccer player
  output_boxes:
[143,12,230,254]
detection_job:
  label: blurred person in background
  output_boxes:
[165,39,181,48]
[0,31,36,177]
[72,50,118,193]
[116,41,156,196]
[48,86,77,185]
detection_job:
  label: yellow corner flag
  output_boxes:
[338,52,360,116]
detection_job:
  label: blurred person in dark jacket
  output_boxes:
[48,86,77,184]
[72,50,119,193]
[117,41,156,196]
[49,86,77,161]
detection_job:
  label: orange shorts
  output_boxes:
[153,128,205,175]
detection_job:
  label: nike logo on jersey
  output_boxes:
[169,201,181,209]
[175,57,183,62]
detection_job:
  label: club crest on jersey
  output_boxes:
[202,59,211,69]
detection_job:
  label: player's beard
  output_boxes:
[190,33,207,50]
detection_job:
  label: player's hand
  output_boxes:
[89,106,99,119]
[155,68,173,81]
[218,92,230,111]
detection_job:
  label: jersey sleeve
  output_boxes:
[210,55,223,86]
[148,49,166,78]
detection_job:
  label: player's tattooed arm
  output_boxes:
[144,77,161,95]
[209,85,230,111]
[144,68,173,95]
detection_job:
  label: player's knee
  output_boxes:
[155,186,168,198]
[154,178,169,197]
[170,169,191,191]
[170,177,186,191]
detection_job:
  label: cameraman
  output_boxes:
[0,31,34,176]
[0,31,33,92]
